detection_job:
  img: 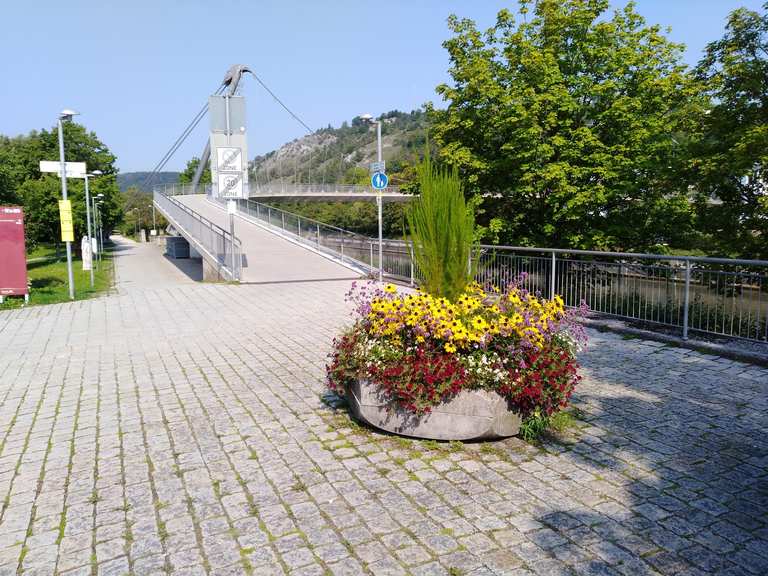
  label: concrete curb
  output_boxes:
[581,316,768,367]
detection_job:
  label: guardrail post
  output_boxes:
[256,203,260,220]
[370,242,374,270]
[281,212,285,230]
[316,223,320,245]
[268,207,272,226]
[550,251,556,300]
[682,260,691,340]
[341,234,345,263]
[410,245,415,286]
[298,219,302,239]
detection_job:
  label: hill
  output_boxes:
[250,110,428,189]
[117,171,179,193]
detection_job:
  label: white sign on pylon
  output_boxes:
[217,147,242,172]
[218,173,243,199]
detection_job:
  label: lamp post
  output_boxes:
[83,173,95,287]
[361,114,384,282]
[93,194,104,261]
[58,109,79,300]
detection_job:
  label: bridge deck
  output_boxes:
[175,194,360,284]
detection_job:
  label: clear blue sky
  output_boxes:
[0,0,763,173]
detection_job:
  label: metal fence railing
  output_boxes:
[163,186,768,343]
[153,187,241,281]
[206,193,377,275]
[248,182,402,196]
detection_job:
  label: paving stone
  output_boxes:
[0,248,766,576]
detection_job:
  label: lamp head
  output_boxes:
[359,113,374,124]
[90,170,103,176]
[59,109,79,121]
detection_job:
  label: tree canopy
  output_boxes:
[429,0,707,251]
[692,3,768,258]
[0,123,122,248]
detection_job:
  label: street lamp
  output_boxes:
[58,108,79,299]
[93,194,104,260]
[361,113,384,282]
[83,170,102,287]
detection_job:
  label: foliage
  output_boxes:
[407,151,478,301]
[178,157,211,186]
[326,280,585,418]
[692,3,768,258]
[0,123,121,248]
[119,186,165,237]
[250,109,431,190]
[429,0,702,251]
[117,172,179,193]
[269,200,408,239]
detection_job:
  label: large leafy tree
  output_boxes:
[178,157,211,185]
[429,0,702,250]
[692,3,768,258]
[0,123,121,247]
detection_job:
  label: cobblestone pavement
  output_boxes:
[0,279,766,576]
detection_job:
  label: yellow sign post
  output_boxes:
[58,200,74,242]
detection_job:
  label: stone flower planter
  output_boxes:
[348,379,521,441]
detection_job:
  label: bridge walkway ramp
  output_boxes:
[175,194,360,284]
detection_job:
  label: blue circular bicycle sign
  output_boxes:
[371,171,388,190]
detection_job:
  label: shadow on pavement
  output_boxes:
[519,346,768,575]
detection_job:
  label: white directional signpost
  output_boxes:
[39,161,86,178]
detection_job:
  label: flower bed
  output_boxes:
[327,279,586,440]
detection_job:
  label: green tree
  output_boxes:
[0,123,121,247]
[692,3,768,258]
[429,0,702,251]
[179,157,211,185]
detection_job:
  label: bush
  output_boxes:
[406,151,478,302]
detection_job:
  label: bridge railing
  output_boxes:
[153,187,242,281]
[176,185,768,343]
[249,182,402,196]
[379,242,768,343]
[207,193,377,275]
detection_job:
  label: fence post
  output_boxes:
[316,223,320,245]
[370,242,374,270]
[682,260,691,340]
[281,212,285,230]
[298,218,302,239]
[550,251,556,300]
[256,203,260,220]
[268,207,272,226]
[341,234,345,262]
[410,245,415,286]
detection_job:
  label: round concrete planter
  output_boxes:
[347,379,521,441]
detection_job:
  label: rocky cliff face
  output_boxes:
[249,110,427,186]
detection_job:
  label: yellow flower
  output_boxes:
[444,342,457,353]
[384,283,397,294]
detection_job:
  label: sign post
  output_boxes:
[0,207,29,304]
[371,171,388,283]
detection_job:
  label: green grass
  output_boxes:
[26,243,62,260]
[0,249,114,309]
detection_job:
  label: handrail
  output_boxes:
[154,184,768,343]
[153,187,242,281]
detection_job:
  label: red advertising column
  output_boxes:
[0,206,28,298]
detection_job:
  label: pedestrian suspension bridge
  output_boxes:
[147,64,408,283]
